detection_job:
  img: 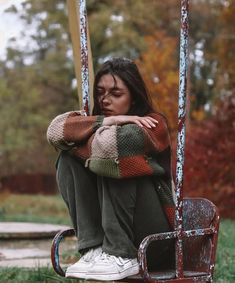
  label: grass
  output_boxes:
[0,192,71,225]
[0,193,234,282]
[214,219,235,282]
[0,267,80,283]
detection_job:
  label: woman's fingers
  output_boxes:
[108,115,159,128]
[139,119,152,128]
[137,117,158,128]
[133,120,144,127]
[146,116,159,125]
[150,117,159,123]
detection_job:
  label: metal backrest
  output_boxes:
[183,198,219,273]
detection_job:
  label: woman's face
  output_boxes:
[96,74,132,116]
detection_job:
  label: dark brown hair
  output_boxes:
[92,58,154,116]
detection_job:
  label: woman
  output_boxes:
[47,58,175,281]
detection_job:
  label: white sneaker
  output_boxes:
[86,252,139,281]
[65,246,102,279]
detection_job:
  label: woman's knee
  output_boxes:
[57,151,97,188]
[56,152,81,189]
[57,151,73,167]
[57,151,84,172]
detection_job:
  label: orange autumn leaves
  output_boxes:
[136,32,179,133]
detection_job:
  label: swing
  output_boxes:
[51,1,220,282]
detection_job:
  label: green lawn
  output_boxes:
[0,193,234,282]
[0,267,76,283]
[214,219,235,282]
[0,192,71,225]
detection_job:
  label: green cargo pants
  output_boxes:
[56,151,174,270]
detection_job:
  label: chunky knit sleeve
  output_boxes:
[140,112,170,153]
[85,112,171,178]
[47,111,104,150]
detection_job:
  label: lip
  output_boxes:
[102,109,113,114]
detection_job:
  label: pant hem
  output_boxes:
[78,239,103,252]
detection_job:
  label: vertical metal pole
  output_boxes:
[175,0,189,278]
[79,0,90,115]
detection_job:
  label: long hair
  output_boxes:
[92,58,154,116]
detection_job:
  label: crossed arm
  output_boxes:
[102,115,158,128]
[47,110,171,155]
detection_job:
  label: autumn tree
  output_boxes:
[136,32,179,134]
[215,0,235,91]
[1,0,234,180]
[182,90,235,218]
[0,0,76,176]
[88,0,180,68]
[0,0,182,176]
[189,0,235,118]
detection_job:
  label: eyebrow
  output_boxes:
[96,86,123,91]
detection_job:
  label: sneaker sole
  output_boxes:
[66,271,87,279]
[85,264,139,281]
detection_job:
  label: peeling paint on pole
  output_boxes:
[175,0,189,278]
[175,0,189,219]
[79,0,90,115]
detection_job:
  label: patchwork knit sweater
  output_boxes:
[47,110,175,227]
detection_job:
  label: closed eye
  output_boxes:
[111,91,122,96]
[96,88,105,95]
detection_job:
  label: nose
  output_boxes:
[100,92,112,105]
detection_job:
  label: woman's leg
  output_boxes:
[56,151,104,251]
[85,177,139,281]
[85,175,174,280]
[98,175,174,268]
[97,176,138,258]
[133,176,175,271]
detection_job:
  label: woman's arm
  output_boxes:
[85,113,171,178]
[102,113,169,153]
[47,111,104,150]
[102,115,158,128]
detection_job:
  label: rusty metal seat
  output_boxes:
[51,197,220,282]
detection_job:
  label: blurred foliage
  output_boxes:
[216,0,235,90]
[0,0,234,192]
[0,0,76,176]
[180,91,235,218]
[87,0,180,67]
[189,0,235,115]
[136,32,179,133]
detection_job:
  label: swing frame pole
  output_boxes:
[67,0,93,114]
[175,0,189,277]
[79,0,90,115]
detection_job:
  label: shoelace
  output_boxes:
[96,252,127,266]
[82,249,94,261]
[83,248,101,262]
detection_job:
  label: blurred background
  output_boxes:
[0,0,234,217]
[0,0,234,281]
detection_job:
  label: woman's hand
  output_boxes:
[103,115,158,128]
